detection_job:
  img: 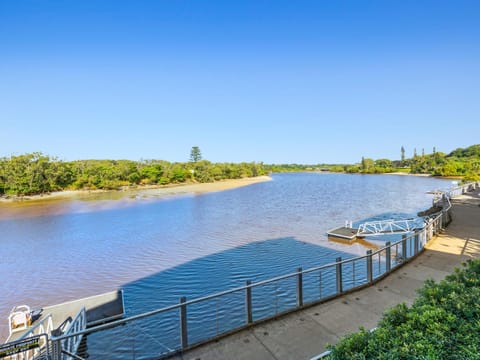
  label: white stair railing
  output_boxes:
[6,314,53,360]
[60,308,86,360]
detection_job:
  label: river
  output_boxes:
[0,173,450,354]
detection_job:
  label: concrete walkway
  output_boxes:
[174,191,480,360]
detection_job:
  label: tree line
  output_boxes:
[0,152,266,196]
[265,144,479,179]
[346,144,480,180]
[2,144,478,196]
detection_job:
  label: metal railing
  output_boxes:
[313,182,479,359]
[41,182,478,359]
[3,314,54,360]
[357,218,419,236]
[53,308,86,360]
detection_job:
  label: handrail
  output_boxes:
[48,226,422,342]
[17,314,53,341]
[61,307,86,360]
[357,218,419,236]
[312,182,478,360]
[49,182,478,358]
[3,314,53,360]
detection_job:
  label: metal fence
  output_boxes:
[11,182,480,360]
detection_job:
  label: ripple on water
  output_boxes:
[0,173,450,345]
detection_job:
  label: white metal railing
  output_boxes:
[4,314,53,360]
[357,218,419,236]
[59,308,86,360]
[2,308,87,360]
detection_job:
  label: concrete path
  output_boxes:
[174,191,480,360]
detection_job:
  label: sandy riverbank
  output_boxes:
[0,176,272,220]
[384,172,432,177]
[0,176,272,203]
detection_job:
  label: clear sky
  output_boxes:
[1,1,479,164]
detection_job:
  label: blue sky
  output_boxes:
[1,1,479,164]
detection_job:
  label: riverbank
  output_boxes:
[384,171,432,177]
[0,176,272,203]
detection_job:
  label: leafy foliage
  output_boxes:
[353,144,480,178]
[328,259,480,359]
[0,153,266,196]
[408,145,480,178]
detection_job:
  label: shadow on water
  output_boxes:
[86,237,360,359]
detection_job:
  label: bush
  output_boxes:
[328,259,480,359]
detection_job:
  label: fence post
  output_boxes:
[296,267,303,308]
[366,250,373,283]
[385,242,391,272]
[51,338,62,360]
[245,280,253,324]
[180,297,188,349]
[414,232,419,255]
[336,257,343,294]
[402,235,407,260]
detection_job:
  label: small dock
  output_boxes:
[5,290,124,344]
[327,226,359,241]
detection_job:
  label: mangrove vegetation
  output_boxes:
[1,144,479,197]
[0,153,266,196]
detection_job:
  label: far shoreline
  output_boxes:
[0,175,272,204]
[383,171,432,177]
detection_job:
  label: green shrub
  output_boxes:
[329,259,480,359]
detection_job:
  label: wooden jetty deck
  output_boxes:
[5,290,124,344]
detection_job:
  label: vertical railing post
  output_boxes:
[402,235,407,260]
[245,280,253,324]
[180,297,188,349]
[385,242,391,272]
[51,338,62,360]
[296,267,303,307]
[414,232,419,255]
[366,250,373,283]
[319,271,323,299]
[336,257,343,294]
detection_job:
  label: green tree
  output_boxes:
[190,146,202,163]
[361,157,375,173]
[401,146,405,164]
[374,159,392,173]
